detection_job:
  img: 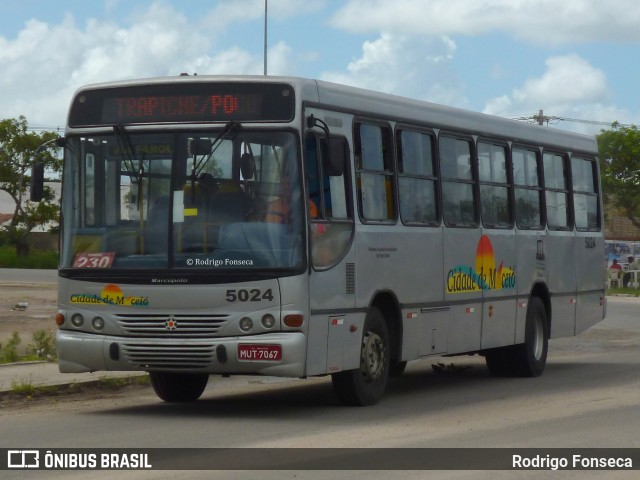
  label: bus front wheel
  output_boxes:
[331,306,390,406]
[149,372,209,402]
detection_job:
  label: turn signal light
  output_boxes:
[55,313,65,326]
[283,314,304,328]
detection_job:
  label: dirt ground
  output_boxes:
[0,284,58,355]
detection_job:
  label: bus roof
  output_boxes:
[70,75,598,155]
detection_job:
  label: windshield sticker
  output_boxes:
[70,284,149,307]
[72,252,115,268]
[446,235,516,294]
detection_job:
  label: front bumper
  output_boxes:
[57,329,307,377]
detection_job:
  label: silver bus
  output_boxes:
[37,75,605,405]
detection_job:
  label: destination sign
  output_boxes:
[69,82,295,126]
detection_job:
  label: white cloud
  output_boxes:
[483,54,631,134]
[330,0,640,45]
[321,33,468,107]
[0,2,298,127]
[200,0,325,29]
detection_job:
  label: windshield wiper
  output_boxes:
[113,124,141,184]
[113,124,146,213]
[193,121,241,178]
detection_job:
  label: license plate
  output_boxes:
[237,344,282,362]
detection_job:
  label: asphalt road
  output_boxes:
[0,296,638,479]
[0,268,58,284]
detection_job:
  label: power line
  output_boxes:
[26,125,64,134]
[514,110,631,128]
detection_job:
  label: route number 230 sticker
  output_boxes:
[226,288,274,302]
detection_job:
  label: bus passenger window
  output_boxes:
[478,142,511,228]
[440,136,476,226]
[571,157,600,231]
[354,123,395,222]
[397,129,438,225]
[543,152,570,229]
[513,147,543,229]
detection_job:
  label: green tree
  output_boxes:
[597,123,640,229]
[0,116,62,256]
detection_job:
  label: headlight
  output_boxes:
[92,317,105,330]
[71,313,84,327]
[239,317,253,332]
[261,314,276,329]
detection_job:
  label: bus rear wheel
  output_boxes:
[149,372,209,402]
[512,296,548,377]
[331,306,390,406]
[484,297,548,377]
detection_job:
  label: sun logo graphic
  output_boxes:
[100,284,150,306]
[446,235,516,294]
[101,284,125,305]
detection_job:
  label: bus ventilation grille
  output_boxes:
[121,342,215,370]
[115,313,229,337]
[346,263,355,294]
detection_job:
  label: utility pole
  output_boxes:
[263,0,268,75]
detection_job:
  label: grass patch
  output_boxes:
[1,375,150,403]
[0,330,57,364]
[607,286,640,297]
[0,245,58,269]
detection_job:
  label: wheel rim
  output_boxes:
[532,315,544,360]
[361,331,386,383]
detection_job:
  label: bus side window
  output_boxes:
[543,152,571,229]
[478,141,511,228]
[354,122,395,222]
[397,129,438,225]
[571,157,600,231]
[513,147,543,229]
[440,135,476,226]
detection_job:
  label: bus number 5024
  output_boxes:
[226,289,274,302]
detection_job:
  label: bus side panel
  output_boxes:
[357,225,445,358]
[307,251,358,376]
[546,231,577,338]
[575,232,606,334]
[395,227,446,360]
[443,228,482,354]
[515,230,546,344]
[575,292,604,334]
[480,229,517,350]
[401,308,448,358]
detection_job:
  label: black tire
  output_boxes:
[484,297,548,377]
[331,306,390,406]
[511,297,548,377]
[484,347,514,377]
[149,372,209,402]
[389,360,407,377]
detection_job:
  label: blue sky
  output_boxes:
[1,0,639,135]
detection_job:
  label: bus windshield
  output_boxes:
[60,129,304,273]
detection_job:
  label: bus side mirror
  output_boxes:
[325,138,346,177]
[30,161,45,202]
[307,114,345,176]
